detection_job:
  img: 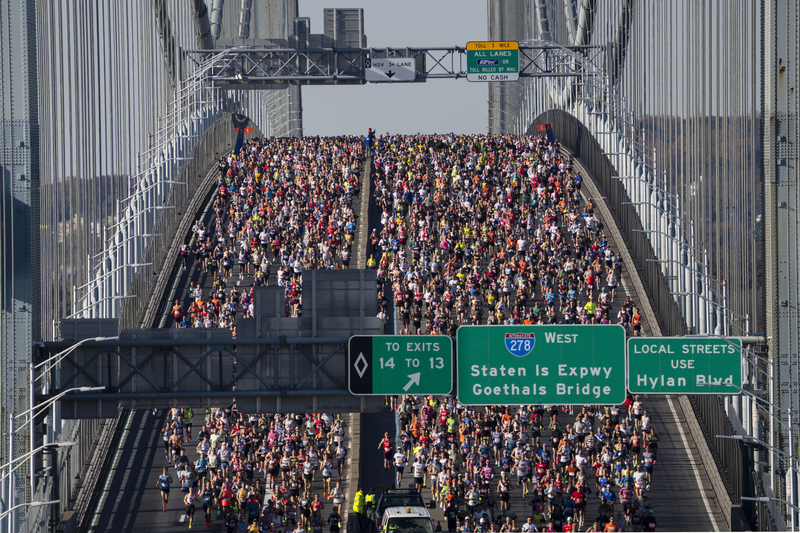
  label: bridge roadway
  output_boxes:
[360,396,724,532]
[83,142,728,532]
[367,167,727,531]
[87,409,358,532]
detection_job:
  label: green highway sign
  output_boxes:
[456,325,626,405]
[627,337,742,394]
[348,336,453,395]
[466,41,519,82]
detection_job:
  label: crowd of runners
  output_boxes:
[368,133,643,335]
[171,136,365,329]
[383,394,659,532]
[365,133,658,530]
[157,406,352,532]
[157,132,662,531]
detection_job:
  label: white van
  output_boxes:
[379,506,434,533]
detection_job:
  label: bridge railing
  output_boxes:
[516,39,776,530]
[69,51,268,326]
[689,394,779,531]
[115,114,260,331]
[512,40,749,339]
[532,109,687,337]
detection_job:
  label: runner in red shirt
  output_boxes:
[535,460,548,480]
[377,432,394,473]
[572,485,587,528]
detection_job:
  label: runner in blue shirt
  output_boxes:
[601,487,617,508]
[537,443,551,466]
[155,466,173,512]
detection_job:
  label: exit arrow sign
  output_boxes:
[348,335,452,395]
[403,372,421,391]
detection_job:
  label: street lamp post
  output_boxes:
[742,497,800,513]
[717,430,798,530]
[0,441,75,533]
[0,501,59,527]
[33,337,115,492]
[0,443,79,485]
[67,295,137,319]
[8,385,100,524]
[695,331,784,504]
[632,227,713,333]
[6,337,114,533]
[35,336,119,377]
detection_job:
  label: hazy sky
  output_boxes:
[298,0,488,136]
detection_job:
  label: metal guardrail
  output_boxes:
[689,395,751,503]
[18,415,113,533]
[72,408,125,533]
[689,394,776,530]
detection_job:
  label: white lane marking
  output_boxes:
[179,514,186,523]
[666,396,721,532]
[88,410,134,531]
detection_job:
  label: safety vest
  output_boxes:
[353,491,365,514]
[365,493,376,508]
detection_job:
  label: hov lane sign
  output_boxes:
[348,335,452,395]
[365,57,416,82]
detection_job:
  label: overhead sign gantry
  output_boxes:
[189,40,603,88]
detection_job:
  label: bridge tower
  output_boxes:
[0,0,38,527]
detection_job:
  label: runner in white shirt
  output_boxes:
[515,454,532,495]
[411,458,426,491]
[633,466,648,499]
[521,516,537,533]
[394,447,407,486]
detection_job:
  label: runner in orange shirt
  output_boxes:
[603,516,621,532]
[172,301,183,327]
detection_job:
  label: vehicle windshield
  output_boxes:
[386,518,433,533]
[377,495,424,514]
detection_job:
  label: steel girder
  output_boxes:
[39,337,384,415]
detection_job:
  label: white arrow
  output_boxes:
[403,372,421,392]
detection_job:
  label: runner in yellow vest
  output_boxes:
[184,407,194,441]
